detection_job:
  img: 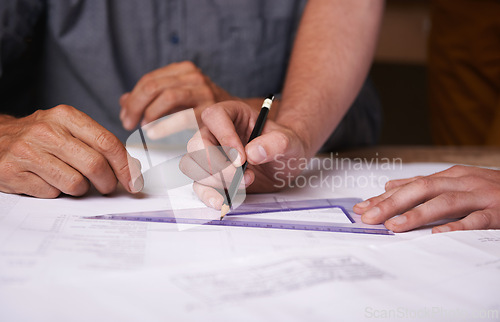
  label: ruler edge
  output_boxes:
[86,198,393,235]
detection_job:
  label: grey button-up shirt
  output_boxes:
[1,0,380,148]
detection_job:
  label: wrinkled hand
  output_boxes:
[120,61,233,130]
[353,165,500,233]
[179,101,308,209]
[0,105,143,198]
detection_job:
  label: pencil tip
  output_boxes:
[220,204,230,221]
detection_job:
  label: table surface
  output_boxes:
[337,145,500,167]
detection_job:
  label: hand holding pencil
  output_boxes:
[220,95,274,220]
[179,99,309,214]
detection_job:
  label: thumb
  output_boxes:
[245,129,302,165]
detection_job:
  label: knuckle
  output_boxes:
[143,79,160,95]
[274,131,290,151]
[201,105,219,121]
[160,90,175,102]
[29,122,55,139]
[10,141,34,159]
[139,73,153,84]
[447,165,467,176]
[385,180,395,191]
[413,177,433,191]
[473,212,492,229]
[217,135,233,147]
[95,132,120,154]
[161,89,183,104]
[51,104,75,118]
[178,61,197,70]
[187,71,205,85]
[85,154,108,175]
[115,161,130,179]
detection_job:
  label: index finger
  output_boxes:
[200,101,254,167]
[59,106,143,193]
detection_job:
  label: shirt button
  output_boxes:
[170,32,180,44]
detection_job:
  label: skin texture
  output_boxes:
[353,165,500,233]
[181,0,385,208]
[179,101,307,209]
[119,61,235,130]
[0,105,142,198]
[277,0,384,156]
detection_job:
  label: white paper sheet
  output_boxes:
[1,161,498,321]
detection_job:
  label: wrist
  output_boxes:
[276,113,315,159]
[275,98,346,158]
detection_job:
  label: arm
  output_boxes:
[179,0,385,208]
[277,0,384,157]
[214,0,385,174]
[203,0,384,188]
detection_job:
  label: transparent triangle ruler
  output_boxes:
[87,198,393,235]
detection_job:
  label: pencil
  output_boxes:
[220,94,274,220]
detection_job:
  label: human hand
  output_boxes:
[353,165,500,233]
[119,61,233,130]
[0,105,143,198]
[178,101,308,209]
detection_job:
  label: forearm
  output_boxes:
[277,0,384,157]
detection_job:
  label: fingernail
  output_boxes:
[388,215,407,226]
[229,149,242,167]
[243,172,252,187]
[129,176,144,193]
[133,158,142,171]
[248,145,267,164]
[363,207,380,220]
[355,200,370,208]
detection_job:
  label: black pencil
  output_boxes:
[220,94,274,220]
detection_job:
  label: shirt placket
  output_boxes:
[158,0,185,66]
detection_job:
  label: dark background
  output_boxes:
[371,0,431,145]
